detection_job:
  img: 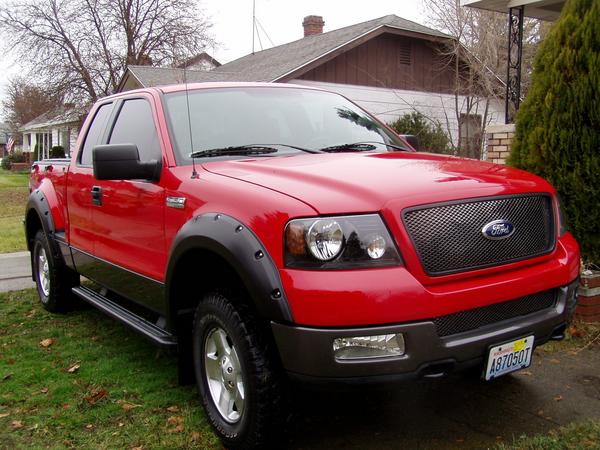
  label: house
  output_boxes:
[19,104,88,161]
[117,14,505,148]
[118,52,221,92]
[0,122,11,157]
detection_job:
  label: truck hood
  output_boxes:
[202,152,553,214]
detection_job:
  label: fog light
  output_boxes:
[366,234,386,259]
[333,334,405,360]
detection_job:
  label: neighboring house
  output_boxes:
[20,105,88,161]
[178,52,221,71]
[118,52,221,92]
[117,14,505,145]
[0,122,11,157]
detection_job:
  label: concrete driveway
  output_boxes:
[0,251,35,292]
[286,347,600,449]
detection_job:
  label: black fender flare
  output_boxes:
[25,189,67,278]
[165,213,293,325]
[26,189,58,246]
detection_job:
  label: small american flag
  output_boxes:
[6,136,15,153]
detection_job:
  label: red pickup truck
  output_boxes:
[27,82,580,449]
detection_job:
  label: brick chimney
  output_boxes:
[303,15,324,37]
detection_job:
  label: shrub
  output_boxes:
[50,145,65,158]
[1,151,27,170]
[11,151,26,163]
[1,156,10,170]
[508,0,600,265]
[388,112,452,154]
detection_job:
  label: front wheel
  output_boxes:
[193,292,285,449]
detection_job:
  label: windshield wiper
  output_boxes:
[319,141,410,153]
[189,143,321,159]
[190,145,279,158]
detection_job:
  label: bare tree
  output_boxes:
[2,77,63,131]
[423,0,545,158]
[0,0,214,103]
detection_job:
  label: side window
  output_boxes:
[80,103,112,166]
[109,99,160,162]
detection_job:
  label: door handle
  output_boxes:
[91,186,102,206]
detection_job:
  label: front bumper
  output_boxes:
[272,279,578,382]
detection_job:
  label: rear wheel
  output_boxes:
[32,230,79,312]
[193,291,285,449]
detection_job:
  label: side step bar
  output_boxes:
[72,286,177,349]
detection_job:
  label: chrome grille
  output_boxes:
[402,194,555,276]
[433,290,556,337]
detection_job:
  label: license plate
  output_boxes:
[484,335,534,381]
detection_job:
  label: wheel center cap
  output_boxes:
[220,356,235,385]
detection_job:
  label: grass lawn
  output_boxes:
[497,420,600,449]
[0,289,220,449]
[0,169,30,253]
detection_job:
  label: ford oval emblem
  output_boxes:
[481,220,515,240]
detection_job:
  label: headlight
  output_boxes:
[284,214,402,269]
[556,193,567,236]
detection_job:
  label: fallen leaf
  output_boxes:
[85,424,94,429]
[90,336,99,341]
[118,422,124,427]
[568,325,586,338]
[62,403,70,410]
[67,364,80,373]
[168,424,185,433]
[2,373,13,381]
[131,446,143,450]
[517,370,533,376]
[553,395,563,402]
[455,438,465,443]
[549,358,560,364]
[121,402,141,412]
[537,409,544,416]
[84,388,108,405]
[190,431,201,441]
[40,388,49,394]
[12,420,24,429]
[167,416,183,426]
[0,412,9,418]
[166,405,179,413]
[39,338,54,348]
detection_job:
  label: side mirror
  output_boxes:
[93,144,161,181]
[400,134,420,151]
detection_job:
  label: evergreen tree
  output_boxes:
[508,0,600,265]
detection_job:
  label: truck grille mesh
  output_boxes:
[402,195,555,275]
[433,290,556,337]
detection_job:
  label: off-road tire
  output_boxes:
[32,230,79,312]
[192,291,286,449]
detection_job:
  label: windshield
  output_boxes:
[163,87,409,163]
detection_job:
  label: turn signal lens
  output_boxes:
[333,334,405,360]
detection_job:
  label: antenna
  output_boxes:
[252,0,256,54]
[182,65,199,179]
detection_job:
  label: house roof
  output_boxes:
[118,14,453,90]
[19,105,88,132]
[123,65,233,90]
[211,14,452,82]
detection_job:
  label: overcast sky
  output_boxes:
[0,0,426,108]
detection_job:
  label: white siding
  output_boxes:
[289,79,505,146]
[69,127,79,156]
